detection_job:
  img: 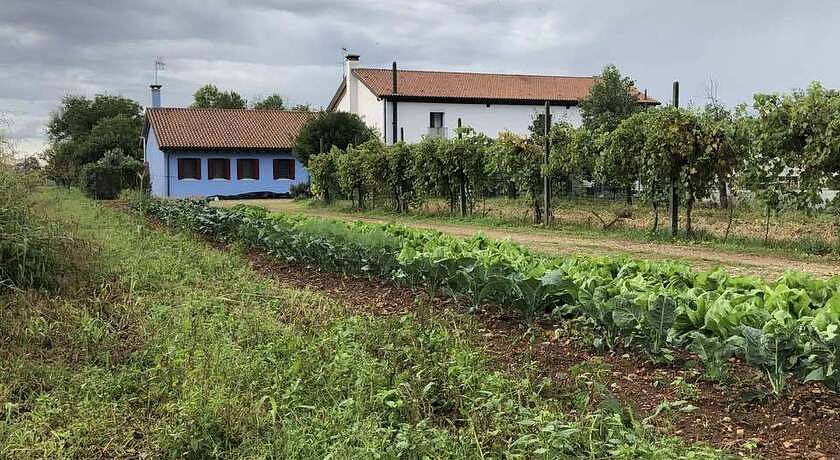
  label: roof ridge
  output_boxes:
[147,107,318,114]
[355,67,598,79]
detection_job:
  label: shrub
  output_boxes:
[308,147,341,203]
[78,149,145,199]
[289,181,311,199]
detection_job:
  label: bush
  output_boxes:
[289,181,311,199]
[79,149,145,199]
[308,147,341,203]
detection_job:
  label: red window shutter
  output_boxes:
[273,159,280,180]
[253,160,259,180]
[237,160,243,180]
[177,159,185,179]
[224,159,230,179]
[288,160,295,180]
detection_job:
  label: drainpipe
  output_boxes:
[391,61,398,144]
[164,152,170,197]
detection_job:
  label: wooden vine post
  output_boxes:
[458,118,468,217]
[543,101,552,225]
[669,81,680,236]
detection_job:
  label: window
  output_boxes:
[273,158,296,180]
[208,158,230,180]
[177,158,201,180]
[430,112,444,128]
[237,159,260,180]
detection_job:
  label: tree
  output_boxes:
[489,132,545,223]
[294,111,372,166]
[44,94,143,185]
[579,64,643,133]
[641,107,702,234]
[289,103,313,111]
[335,139,382,209]
[384,142,415,212]
[598,111,649,206]
[191,84,247,109]
[308,146,341,203]
[252,94,285,110]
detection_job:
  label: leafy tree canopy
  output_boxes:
[47,94,142,143]
[294,111,373,166]
[191,84,247,109]
[252,94,285,110]
[579,64,642,133]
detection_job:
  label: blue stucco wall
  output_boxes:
[145,126,309,198]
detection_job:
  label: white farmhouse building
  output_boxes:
[328,55,658,143]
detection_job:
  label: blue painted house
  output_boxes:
[143,86,315,198]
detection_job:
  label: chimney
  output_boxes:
[150,84,162,108]
[344,54,360,113]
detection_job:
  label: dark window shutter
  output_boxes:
[253,160,259,180]
[288,160,295,180]
[273,159,280,179]
[224,159,230,179]
[177,159,185,179]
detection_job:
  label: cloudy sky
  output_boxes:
[2,0,839,156]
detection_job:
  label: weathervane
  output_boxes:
[154,57,166,85]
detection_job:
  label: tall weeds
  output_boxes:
[0,169,79,290]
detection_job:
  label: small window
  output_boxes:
[208,158,230,180]
[177,158,201,180]
[237,159,260,180]
[273,159,296,180]
[430,112,444,128]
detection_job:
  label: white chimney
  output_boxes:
[344,54,360,114]
[150,84,162,108]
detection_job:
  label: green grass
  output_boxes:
[301,198,840,261]
[0,187,729,458]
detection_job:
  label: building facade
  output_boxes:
[327,55,657,143]
[143,99,314,198]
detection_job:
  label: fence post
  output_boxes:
[669,81,679,237]
[543,101,552,225]
[458,118,468,217]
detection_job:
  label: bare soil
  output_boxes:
[240,249,840,460]
[217,199,840,280]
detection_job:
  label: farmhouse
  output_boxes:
[143,86,314,198]
[328,55,658,143]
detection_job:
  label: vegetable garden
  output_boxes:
[139,197,840,397]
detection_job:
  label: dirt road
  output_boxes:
[216,199,840,279]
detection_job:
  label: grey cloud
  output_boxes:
[2,0,839,155]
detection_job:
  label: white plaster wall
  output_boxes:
[384,101,582,143]
[357,85,384,139]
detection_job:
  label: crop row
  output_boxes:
[138,198,840,395]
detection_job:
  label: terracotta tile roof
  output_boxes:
[345,68,658,106]
[146,108,316,150]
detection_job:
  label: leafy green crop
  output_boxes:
[138,198,840,394]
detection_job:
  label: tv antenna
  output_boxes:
[154,57,166,85]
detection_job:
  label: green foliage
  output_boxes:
[44,94,143,186]
[143,199,840,394]
[78,149,145,200]
[3,188,726,457]
[598,111,647,199]
[336,139,384,209]
[383,142,415,212]
[251,93,285,110]
[191,84,247,108]
[294,111,373,166]
[579,64,643,132]
[308,146,341,202]
[489,132,545,222]
[752,83,840,210]
[0,170,78,290]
